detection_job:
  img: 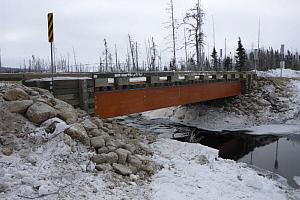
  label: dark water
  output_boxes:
[117,115,300,189]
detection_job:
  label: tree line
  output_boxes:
[2,0,299,73]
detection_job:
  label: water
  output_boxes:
[117,115,300,188]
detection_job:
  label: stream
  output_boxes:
[117,114,300,189]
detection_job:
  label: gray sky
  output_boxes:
[1,0,300,68]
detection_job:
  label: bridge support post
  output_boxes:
[79,79,89,112]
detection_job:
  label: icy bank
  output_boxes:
[150,139,298,200]
[257,68,300,78]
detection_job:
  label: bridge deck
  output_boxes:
[19,71,255,119]
[95,81,241,118]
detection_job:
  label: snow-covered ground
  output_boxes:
[140,69,300,199]
[256,68,300,78]
[151,139,299,200]
[2,69,300,199]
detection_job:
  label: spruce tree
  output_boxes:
[211,47,218,71]
[224,57,231,71]
[235,37,247,71]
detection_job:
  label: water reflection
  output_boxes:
[118,116,300,188]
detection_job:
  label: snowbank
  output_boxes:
[257,68,300,78]
[246,124,300,135]
[150,139,297,200]
[294,177,300,187]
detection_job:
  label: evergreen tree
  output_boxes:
[224,57,232,71]
[235,37,247,71]
[211,47,218,71]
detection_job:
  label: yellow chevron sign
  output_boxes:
[47,13,54,43]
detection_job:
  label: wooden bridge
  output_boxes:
[1,71,256,118]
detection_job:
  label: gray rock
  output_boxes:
[91,117,104,128]
[97,147,109,154]
[112,163,132,176]
[26,102,57,124]
[123,144,136,153]
[7,100,33,113]
[100,126,110,133]
[92,152,118,164]
[105,138,117,147]
[81,119,98,131]
[76,108,88,118]
[95,164,113,171]
[128,155,142,169]
[115,148,131,164]
[194,155,209,165]
[32,87,54,97]
[54,99,78,124]
[2,146,13,156]
[103,123,113,129]
[128,165,138,174]
[3,88,30,101]
[63,134,73,147]
[0,181,10,193]
[141,164,155,173]
[256,99,271,107]
[106,152,119,164]
[105,138,125,148]
[33,97,55,107]
[64,123,90,146]
[91,136,106,149]
[107,145,117,152]
[92,154,107,164]
[89,129,109,138]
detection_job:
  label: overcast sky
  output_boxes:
[1,0,300,67]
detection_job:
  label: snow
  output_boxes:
[294,176,300,186]
[150,139,295,200]
[257,68,300,78]
[0,119,151,200]
[246,124,300,135]
[26,77,92,82]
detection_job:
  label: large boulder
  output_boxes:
[64,123,90,146]
[127,155,142,169]
[3,88,30,101]
[112,163,132,176]
[90,117,104,129]
[7,100,33,113]
[115,148,131,164]
[26,102,57,124]
[92,152,118,164]
[32,87,54,97]
[81,119,98,131]
[95,164,113,172]
[90,136,106,149]
[54,99,78,124]
[89,129,109,138]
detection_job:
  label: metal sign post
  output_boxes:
[47,12,54,92]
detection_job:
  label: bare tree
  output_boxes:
[183,0,205,69]
[165,0,178,70]
[128,34,136,71]
[149,37,158,71]
[115,44,119,71]
[103,39,109,72]
[72,47,78,72]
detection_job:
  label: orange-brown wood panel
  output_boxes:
[95,82,241,118]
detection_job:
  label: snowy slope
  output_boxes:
[150,139,298,200]
[257,68,300,78]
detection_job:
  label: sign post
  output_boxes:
[47,12,54,92]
